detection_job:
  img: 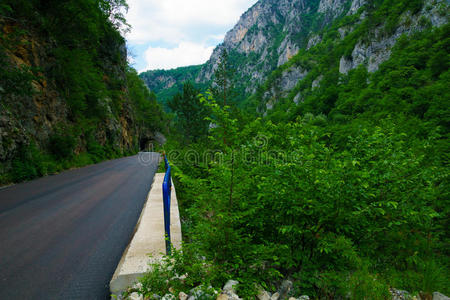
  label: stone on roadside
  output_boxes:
[179,292,188,300]
[188,286,216,300]
[223,280,239,294]
[278,280,293,299]
[289,297,296,300]
[189,287,204,299]
[162,294,176,300]
[257,289,271,300]
[271,292,280,300]
[129,292,143,300]
[433,292,450,300]
[390,288,411,300]
[227,292,241,300]
[217,294,230,300]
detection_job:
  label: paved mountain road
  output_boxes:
[0,153,160,299]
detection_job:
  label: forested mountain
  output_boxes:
[139,65,205,108]
[0,0,166,184]
[135,0,450,299]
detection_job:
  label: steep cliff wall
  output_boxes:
[196,0,350,96]
[0,1,165,184]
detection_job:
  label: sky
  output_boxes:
[125,0,258,72]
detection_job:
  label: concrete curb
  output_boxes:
[110,173,182,296]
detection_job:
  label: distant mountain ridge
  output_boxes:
[139,65,203,106]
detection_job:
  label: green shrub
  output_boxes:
[11,143,44,182]
[48,133,77,160]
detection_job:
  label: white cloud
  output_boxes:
[126,0,257,71]
[142,42,214,71]
[126,0,258,44]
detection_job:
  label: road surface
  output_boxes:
[0,153,160,299]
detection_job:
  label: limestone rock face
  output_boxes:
[348,0,367,15]
[197,0,346,93]
[318,0,347,16]
[260,0,448,113]
[339,0,448,75]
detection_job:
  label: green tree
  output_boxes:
[168,82,209,142]
[212,49,235,107]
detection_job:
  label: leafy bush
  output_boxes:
[11,143,45,182]
[135,245,222,299]
[48,133,77,160]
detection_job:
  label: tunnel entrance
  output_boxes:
[139,137,154,152]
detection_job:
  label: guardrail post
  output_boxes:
[162,155,171,254]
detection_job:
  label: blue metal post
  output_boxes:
[162,156,171,254]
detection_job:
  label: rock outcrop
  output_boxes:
[197,0,349,94]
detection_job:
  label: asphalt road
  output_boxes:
[0,153,160,299]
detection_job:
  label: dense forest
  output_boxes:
[0,0,166,184]
[135,0,449,299]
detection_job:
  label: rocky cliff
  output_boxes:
[186,0,447,109]
[196,0,349,95]
[257,0,448,112]
[0,1,165,184]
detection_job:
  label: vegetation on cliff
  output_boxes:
[0,0,167,184]
[139,65,205,110]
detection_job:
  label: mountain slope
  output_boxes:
[253,0,448,114]
[139,65,204,108]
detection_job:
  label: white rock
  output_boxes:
[226,292,241,300]
[179,292,188,300]
[162,294,176,300]
[129,292,144,300]
[312,75,323,89]
[390,288,410,300]
[293,93,302,104]
[223,280,239,294]
[339,56,353,74]
[348,0,367,15]
[217,294,230,300]
[307,35,322,50]
[298,296,310,300]
[278,280,293,299]
[271,292,280,300]
[280,66,308,93]
[257,290,271,300]
[433,292,450,300]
